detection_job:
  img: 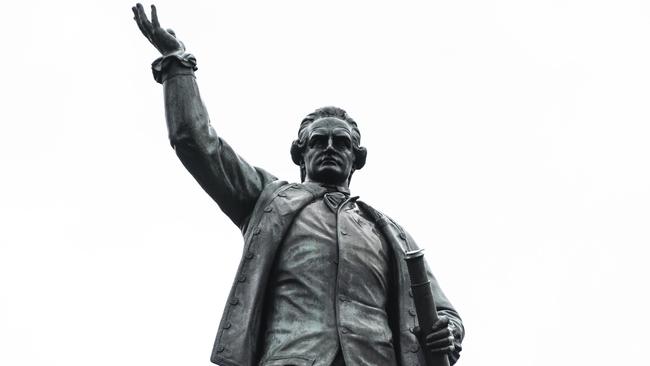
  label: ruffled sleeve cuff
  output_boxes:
[448,320,464,365]
[151,50,198,84]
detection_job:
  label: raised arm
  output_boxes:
[132,4,276,228]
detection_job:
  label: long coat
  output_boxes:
[209,180,463,366]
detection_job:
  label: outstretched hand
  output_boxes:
[132,3,184,55]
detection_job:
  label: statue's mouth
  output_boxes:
[320,157,338,165]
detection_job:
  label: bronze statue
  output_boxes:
[132,4,464,365]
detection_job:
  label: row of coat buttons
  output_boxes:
[217,217,262,354]
[216,190,291,355]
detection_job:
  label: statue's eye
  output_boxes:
[333,136,352,149]
[308,135,327,148]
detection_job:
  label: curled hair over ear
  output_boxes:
[353,146,367,170]
[290,139,308,182]
[290,139,304,166]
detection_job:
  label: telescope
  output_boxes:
[404,249,451,366]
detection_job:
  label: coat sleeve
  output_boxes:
[426,265,465,364]
[161,61,277,228]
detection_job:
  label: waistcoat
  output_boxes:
[259,191,397,366]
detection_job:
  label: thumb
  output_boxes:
[413,326,421,337]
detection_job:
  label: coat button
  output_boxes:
[409,309,417,316]
[277,192,287,197]
[340,327,349,334]
[230,298,239,305]
[238,274,247,283]
[409,344,419,353]
[245,252,254,259]
[216,345,225,353]
[223,322,231,329]
[399,232,407,240]
[264,206,273,213]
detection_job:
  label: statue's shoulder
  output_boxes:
[239,180,289,233]
[241,181,320,234]
[357,201,421,252]
[356,200,391,227]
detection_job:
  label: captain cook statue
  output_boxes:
[133,4,464,366]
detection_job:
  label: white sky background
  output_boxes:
[1,0,649,365]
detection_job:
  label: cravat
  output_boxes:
[323,191,348,212]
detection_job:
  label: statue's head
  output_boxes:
[291,106,367,186]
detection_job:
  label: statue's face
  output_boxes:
[302,117,356,186]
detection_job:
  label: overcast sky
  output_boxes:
[1,1,649,365]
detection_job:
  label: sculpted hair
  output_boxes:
[290,106,367,182]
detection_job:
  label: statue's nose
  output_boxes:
[325,137,335,151]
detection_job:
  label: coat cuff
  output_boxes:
[448,321,463,364]
[151,51,198,84]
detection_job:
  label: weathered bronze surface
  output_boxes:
[133,4,464,365]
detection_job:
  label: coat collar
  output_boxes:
[300,181,351,196]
